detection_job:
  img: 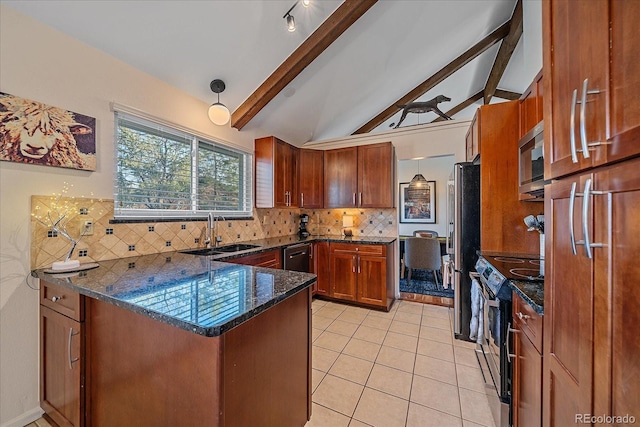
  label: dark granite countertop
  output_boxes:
[33,251,316,337]
[508,280,544,315]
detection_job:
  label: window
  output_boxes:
[114,111,252,219]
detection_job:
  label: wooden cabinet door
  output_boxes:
[324,147,358,208]
[357,142,394,208]
[330,251,357,301]
[513,326,542,427]
[299,149,323,208]
[41,305,83,427]
[274,140,298,208]
[313,242,330,296]
[356,255,386,307]
[520,69,543,138]
[543,0,608,179]
[592,158,640,417]
[604,1,640,164]
[465,127,474,162]
[543,175,595,426]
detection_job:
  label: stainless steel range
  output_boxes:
[472,254,542,427]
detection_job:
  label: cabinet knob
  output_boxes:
[51,296,61,303]
[517,312,530,321]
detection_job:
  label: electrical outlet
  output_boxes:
[82,220,94,236]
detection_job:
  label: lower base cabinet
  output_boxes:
[511,292,543,427]
[324,242,394,311]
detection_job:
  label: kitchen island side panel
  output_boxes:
[86,287,311,427]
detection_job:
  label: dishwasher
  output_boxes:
[283,243,311,273]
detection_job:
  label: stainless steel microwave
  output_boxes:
[518,121,545,196]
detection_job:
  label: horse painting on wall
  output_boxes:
[0,92,96,171]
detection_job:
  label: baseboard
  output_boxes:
[1,406,44,427]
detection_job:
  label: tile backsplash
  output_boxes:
[30,195,397,269]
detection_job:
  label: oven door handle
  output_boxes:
[507,322,519,360]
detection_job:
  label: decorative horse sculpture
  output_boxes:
[390,95,452,128]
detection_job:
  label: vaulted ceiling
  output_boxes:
[4,0,541,146]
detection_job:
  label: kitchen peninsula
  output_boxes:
[34,252,316,427]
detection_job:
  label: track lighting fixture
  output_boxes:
[208,79,230,126]
[283,0,310,32]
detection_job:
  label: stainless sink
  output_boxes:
[213,243,261,253]
[181,244,261,256]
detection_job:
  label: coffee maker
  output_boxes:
[298,214,310,238]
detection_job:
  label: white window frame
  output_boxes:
[112,105,253,220]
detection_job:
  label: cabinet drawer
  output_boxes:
[513,293,543,353]
[41,280,84,322]
[330,242,386,256]
[229,249,282,269]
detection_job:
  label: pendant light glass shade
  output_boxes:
[409,173,428,188]
[208,103,230,125]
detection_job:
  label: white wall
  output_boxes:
[0,6,258,426]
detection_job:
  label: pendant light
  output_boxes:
[409,160,428,188]
[283,0,310,32]
[208,79,230,126]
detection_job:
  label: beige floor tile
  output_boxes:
[462,420,491,427]
[316,307,344,320]
[326,319,360,337]
[393,311,422,325]
[421,315,452,330]
[366,363,413,399]
[342,338,381,362]
[454,346,480,368]
[397,301,424,315]
[459,388,496,427]
[337,310,369,324]
[376,345,416,373]
[414,354,458,386]
[352,387,409,427]
[410,375,461,417]
[353,325,388,344]
[406,402,463,427]
[383,331,418,353]
[312,314,334,330]
[456,364,486,393]
[345,305,371,315]
[420,325,452,344]
[323,301,349,311]
[313,374,364,417]
[306,403,351,427]
[422,305,451,319]
[313,346,340,372]
[361,315,392,330]
[367,309,397,319]
[389,320,421,337]
[312,327,324,342]
[417,338,455,362]
[349,420,373,427]
[312,368,327,393]
[454,338,478,349]
[329,354,374,385]
[315,331,351,352]
[312,299,328,310]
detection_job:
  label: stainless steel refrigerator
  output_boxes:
[446,162,480,341]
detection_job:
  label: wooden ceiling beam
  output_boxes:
[352,20,510,135]
[231,0,378,130]
[483,0,523,104]
[494,88,522,100]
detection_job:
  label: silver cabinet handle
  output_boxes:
[507,322,519,360]
[357,256,361,274]
[50,296,61,303]
[359,192,362,206]
[517,311,531,321]
[569,182,578,255]
[578,78,604,159]
[352,193,356,206]
[581,178,593,258]
[68,328,79,369]
[570,89,579,163]
[352,256,356,273]
[300,193,304,207]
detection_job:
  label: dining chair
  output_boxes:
[404,236,442,287]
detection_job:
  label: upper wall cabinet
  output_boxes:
[324,142,395,209]
[298,149,324,209]
[543,0,640,180]
[520,69,544,138]
[255,136,299,208]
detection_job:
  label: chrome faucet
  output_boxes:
[214,216,225,247]
[203,212,215,248]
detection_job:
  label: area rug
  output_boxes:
[400,269,454,299]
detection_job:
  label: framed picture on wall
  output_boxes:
[399,181,436,223]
